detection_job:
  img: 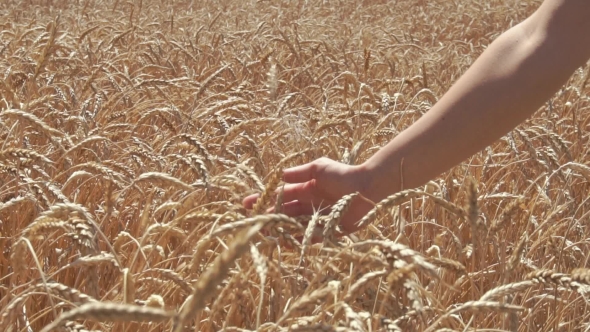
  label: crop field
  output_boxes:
[1,0,590,331]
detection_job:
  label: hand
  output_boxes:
[242,157,375,235]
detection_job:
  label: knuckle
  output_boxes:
[316,157,331,165]
[311,158,330,177]
[302,179,317,192]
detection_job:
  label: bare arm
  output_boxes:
[243,0,590,234]
[360,0,590,202]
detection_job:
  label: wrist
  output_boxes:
[353,158,399,204]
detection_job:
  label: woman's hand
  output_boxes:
[242,157,375,235]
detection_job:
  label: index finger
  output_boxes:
[283,162,316,183]
[242,193,260,209]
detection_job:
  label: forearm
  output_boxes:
[360,4,590,202]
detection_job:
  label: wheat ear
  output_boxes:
[173,222,265,332]
[40,302,174,332]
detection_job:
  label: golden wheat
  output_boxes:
[1,0,589,331]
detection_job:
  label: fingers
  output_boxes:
[242,193,259,209]
[256,181,324,207]
[283,162,316,183]
[284,157,331,183]
[279,200,329,217]
[279,182,319,204]
[244,158,332,210]
[242,181,321,210]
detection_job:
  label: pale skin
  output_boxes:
[243,0,590,235]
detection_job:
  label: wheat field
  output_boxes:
[1,0,590,331]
